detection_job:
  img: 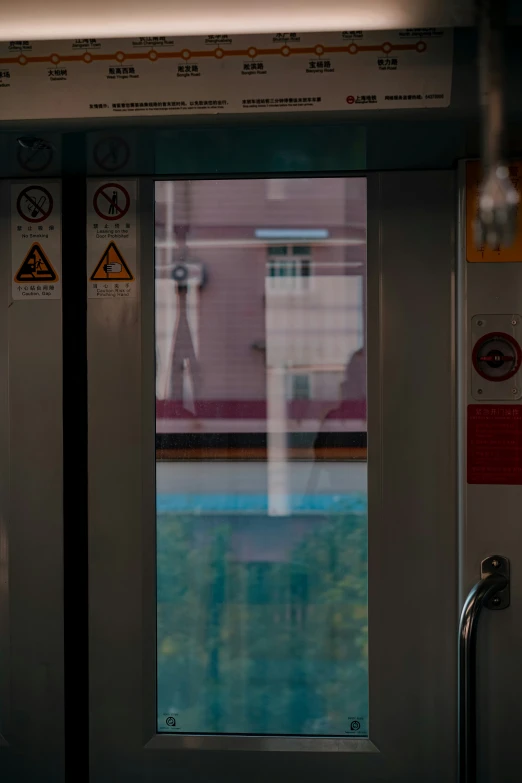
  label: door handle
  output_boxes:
[459,555,510,783]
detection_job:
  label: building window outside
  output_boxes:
[287,373,312,400]
[267,245,312,291]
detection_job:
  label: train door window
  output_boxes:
[155,177,368,736]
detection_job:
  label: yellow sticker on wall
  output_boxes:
[14,242,58,282]
[466,160,522,262]
[90,241,134,281]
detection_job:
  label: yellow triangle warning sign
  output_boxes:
[90,241,134,281]
[14,242,58,282]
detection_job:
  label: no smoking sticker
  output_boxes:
[17,185,54,223]
[11,180,62,300]
[17,143,54,173]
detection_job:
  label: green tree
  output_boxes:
[157,510,368,735]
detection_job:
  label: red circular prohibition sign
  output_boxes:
[94,136,130,172]
[472,331,522,382]
[17,185,54,223]
[93,182,130,221]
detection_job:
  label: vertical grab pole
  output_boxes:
[458,556,510,783]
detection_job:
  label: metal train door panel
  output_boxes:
[87,170,456,782]
[0,179,64,782]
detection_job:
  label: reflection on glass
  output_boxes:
[155,178,368,736]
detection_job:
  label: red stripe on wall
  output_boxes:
[156,399,367,420]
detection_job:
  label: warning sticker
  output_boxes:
[87,179,136,299]
[90,241,134,281]
[467,404,522,484]
[93,182,130,220]
[11,180,61,300]
[93,136,130,172]
[16,184,53,222]
[466,161,522,263]
[15,242,58,282]
[17,144,54,173]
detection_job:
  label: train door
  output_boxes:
[86,123,522,780]
[0,156,65,780]
[87,163,458,782]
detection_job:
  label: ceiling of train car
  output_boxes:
[0,0,479,41]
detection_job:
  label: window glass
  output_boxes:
[294,375,310,400]
[155,177,367,736]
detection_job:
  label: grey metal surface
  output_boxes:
[88,177,146,783]
[145,735,378,752]
[88,170,456,782]
[458,159,522,783]
[0,180,64,782]
[366,171,457,781]
[0,184,9,753]
[458,556,510,783]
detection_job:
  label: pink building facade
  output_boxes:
[155,177,367,447]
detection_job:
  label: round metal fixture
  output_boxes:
[472,332,522,382]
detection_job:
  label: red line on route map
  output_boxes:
[0,40,427,67]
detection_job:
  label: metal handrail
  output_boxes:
[458,558,509,783]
